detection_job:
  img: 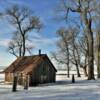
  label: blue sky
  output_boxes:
[0,0,66,67]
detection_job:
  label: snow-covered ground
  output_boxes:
[0,73,100,100]
[0,74,4,81]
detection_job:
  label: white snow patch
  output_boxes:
[0,73,100,100]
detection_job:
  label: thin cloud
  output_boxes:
[33,37,58,46]
[30,32,58,48]
[0,34,58,49]
[0,39,10,47]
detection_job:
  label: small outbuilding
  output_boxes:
[3,53,57,86]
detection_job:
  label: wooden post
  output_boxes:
[72,74,75,83]
[12,73,18,92]
[24,74,29,90]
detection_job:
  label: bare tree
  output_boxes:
[56,0,100,80]
[78,34,88,77]
[68,27,81,77]
[52,26,82,77]
[92,6,100,78]
[52,27,71,77]
[95,21,100,78]
[5,5,42,57]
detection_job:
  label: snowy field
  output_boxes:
[0,72,100,100]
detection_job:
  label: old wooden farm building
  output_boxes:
[3,54,57,86]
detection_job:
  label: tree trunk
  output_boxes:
[22,35,26,56]
[76,63,81,77]
[96,32,100,78]
[66,45,70,78]
[19,44,22,57]
[87,32,94,80]
[83,66,88,77]
[97,60,100,78]
[82,10,94,80]
[67,64,70,77]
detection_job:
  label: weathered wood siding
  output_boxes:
[5,73,13,82]
[29,58,56,86]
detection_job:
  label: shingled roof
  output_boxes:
[3,54,57,74]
